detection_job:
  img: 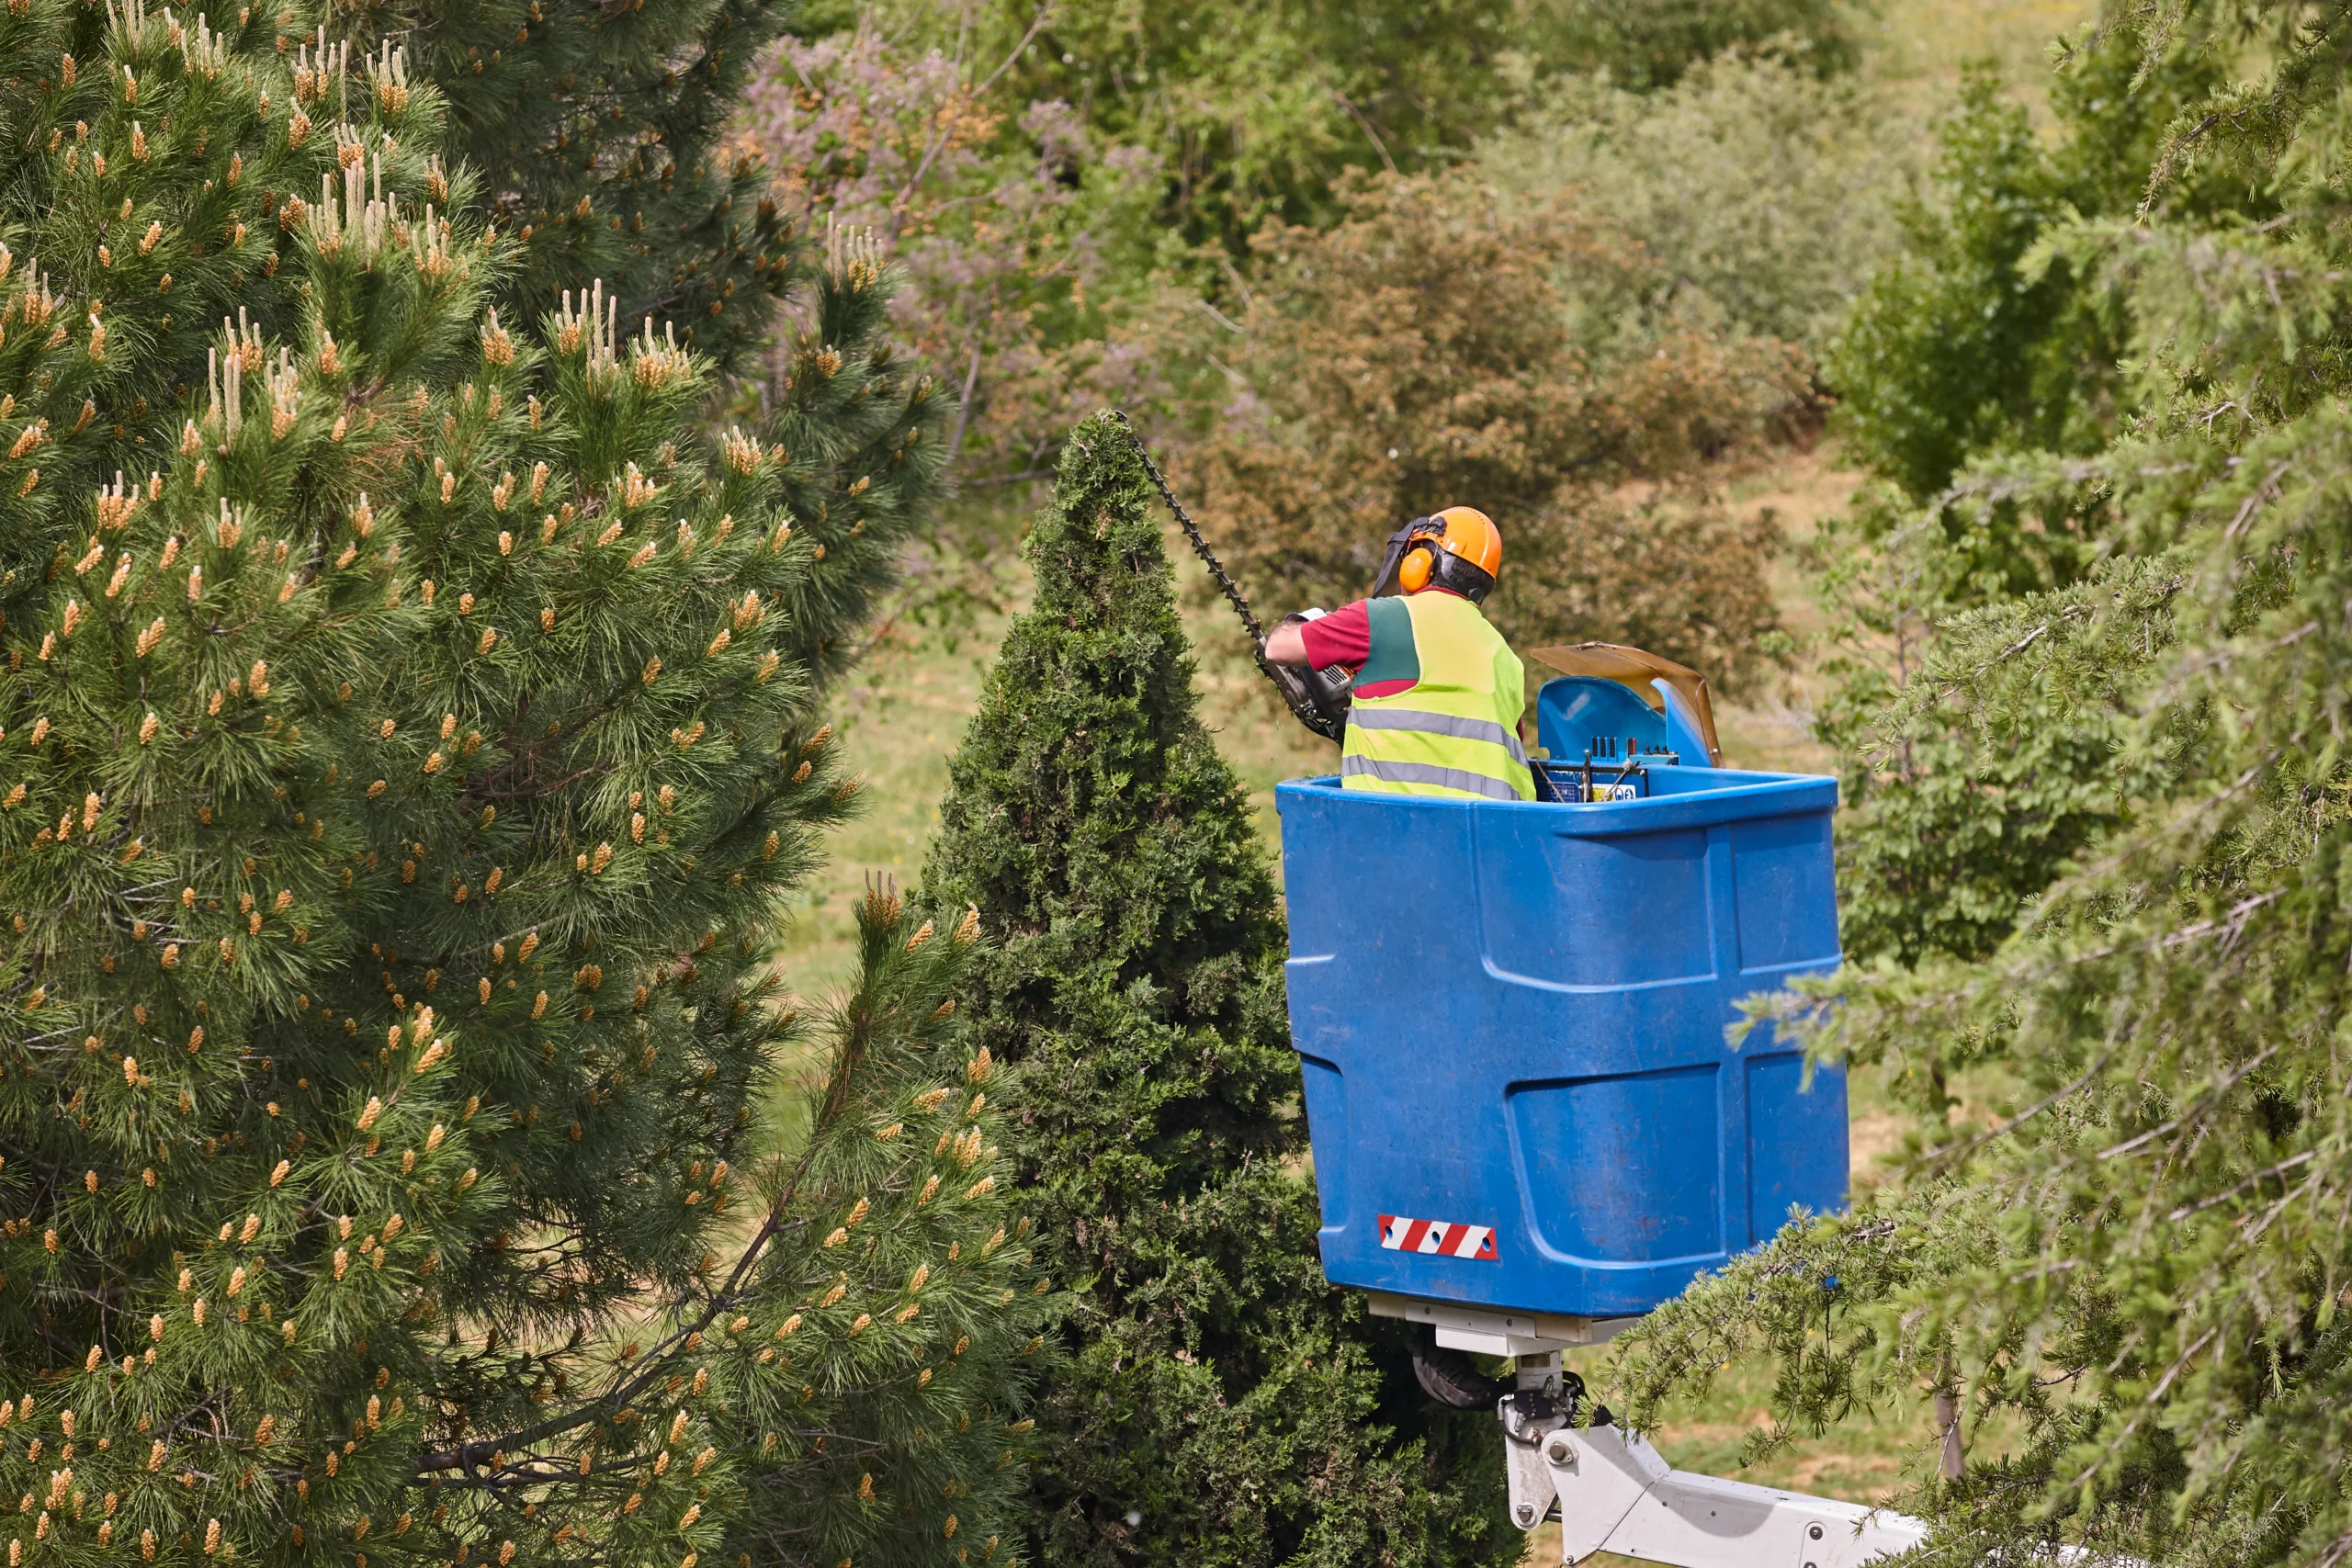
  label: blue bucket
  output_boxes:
[1276,763,1848,1319]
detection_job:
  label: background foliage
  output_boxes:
[1476,53,1911,351]
[1828,24,2249,517]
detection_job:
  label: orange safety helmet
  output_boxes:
[1379,506,1504,604]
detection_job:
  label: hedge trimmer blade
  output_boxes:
[1114,411,1350,742]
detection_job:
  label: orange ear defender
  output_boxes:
[1375,507,1503,603]
[1396,537,1438,594]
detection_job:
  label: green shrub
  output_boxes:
[1526,0,1858,90]
[1478,54,1911,352]
[1827,29,2245,508]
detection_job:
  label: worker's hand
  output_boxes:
[1264,609,1329,666]
[1264,619,1311,665]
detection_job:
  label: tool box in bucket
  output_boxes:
[1275,761,1847,1320]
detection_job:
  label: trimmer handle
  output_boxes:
[1263,609,1351,743]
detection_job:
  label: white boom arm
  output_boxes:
[1370,1295,1934,1566]
[1508,1416,1928,1568]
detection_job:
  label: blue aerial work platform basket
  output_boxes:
[1275,666,1847,1321]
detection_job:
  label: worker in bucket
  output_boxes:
[1263,508,1534,802]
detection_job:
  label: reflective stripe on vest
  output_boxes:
[1340,755,1524,801]
[1347,705,1531,764]
[1341,592,1533,802]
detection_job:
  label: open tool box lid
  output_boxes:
[1529,643,1723,768]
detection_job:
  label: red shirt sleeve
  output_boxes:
[1298,600,1373,671]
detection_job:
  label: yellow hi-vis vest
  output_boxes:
[1340,592,1534,802]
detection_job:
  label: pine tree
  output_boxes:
[0,1,950,682]
[368,0,820,378]
[359,0,958,682]
[0,6,1041,1564]
[922,412,1510,1568]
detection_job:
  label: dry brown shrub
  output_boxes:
[1171,171,1811,690]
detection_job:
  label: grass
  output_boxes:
[1868,0,2104,107]
[770,597,1013,999]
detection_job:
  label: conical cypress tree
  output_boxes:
[922,412,1510,1568]
[0,7,1038,1564]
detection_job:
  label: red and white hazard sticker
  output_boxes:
[1377,1213,1499,1261]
